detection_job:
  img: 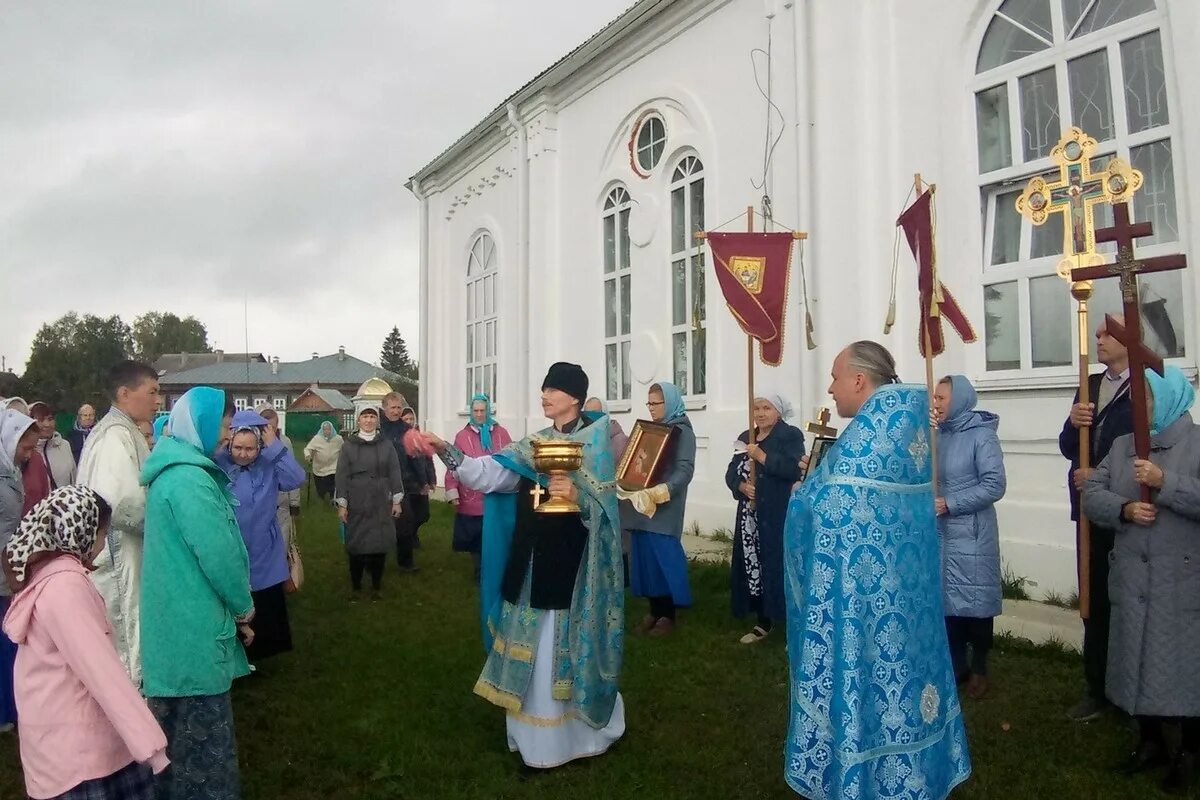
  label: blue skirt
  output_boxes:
[0,596,16,726]
[629,531,693,606]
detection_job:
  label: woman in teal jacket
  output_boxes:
[140,387,252,800]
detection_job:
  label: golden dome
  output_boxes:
[354,376,393,400]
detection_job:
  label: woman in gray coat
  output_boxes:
[932,375,1006,700]
[335,406,404,602]
[1083,366,1200,792]
[619,382,696,637]
[0,408,38,730]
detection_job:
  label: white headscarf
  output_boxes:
[762,394,795,422]
[0,409,37,479]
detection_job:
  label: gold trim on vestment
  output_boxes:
[552,680,573,701]
[474,678,523,713]
[491,633,534,664]
[506,708,577,728]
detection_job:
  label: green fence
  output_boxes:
[283,412,348,445]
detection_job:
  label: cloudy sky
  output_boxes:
[0,1,631,373]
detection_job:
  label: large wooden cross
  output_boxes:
[1072,202,1188,502]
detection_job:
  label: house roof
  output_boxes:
[153,352,265,374]
[406,0,663,189]
[159,352,401,388]
[290,387,355,412]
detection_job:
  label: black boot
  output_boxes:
[1117,739,1169,775]
[1162,751,1195,795]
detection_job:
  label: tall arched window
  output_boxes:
[466,232,498,404]
[974,0,1184,373]
[669,156,706,395]
[603,186,632,401]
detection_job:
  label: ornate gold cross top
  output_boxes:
[1015,127,1143,287]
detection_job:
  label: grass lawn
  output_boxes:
[0,491,1187,799]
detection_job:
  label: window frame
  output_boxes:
[465,231,499,406]
[971,0,1189,384]
[632,114,667,177]
[668,155,707,398]
[602,186,633,403]
[273,397,287,411]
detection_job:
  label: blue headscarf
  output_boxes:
[231,409,269,430]
[152,416,169,440]
[469,393,496,451]
[939,375,979,433]
[653,381,686,423]
[1147,366,1196,435]
[168,387,227,454]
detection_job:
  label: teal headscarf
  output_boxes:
[168,387,227,454]
[653,381,686,423]
[1147,366,1196,435]
[152,416,169,440]
[469,393,496,451]
[319,421,335,441]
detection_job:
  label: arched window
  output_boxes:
[669,156,706,395]
[973,0,1183,373]
[466,232,498,404]
[603,186,632,401]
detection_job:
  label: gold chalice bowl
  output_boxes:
[531,439,584,514]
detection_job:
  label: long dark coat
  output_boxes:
[1082,415,1200,716]
[725,422,805,621]
[335,433,403,556]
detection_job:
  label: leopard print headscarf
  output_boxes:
[4,485,105,586]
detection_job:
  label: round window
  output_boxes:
[634,115,666,174]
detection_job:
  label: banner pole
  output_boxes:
[746,205,757,495]
[915,173,939,492]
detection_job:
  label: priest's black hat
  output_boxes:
[541,362,588,407]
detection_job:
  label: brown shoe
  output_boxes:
[966,674,989,699]
[648,618,676,637]
[639,615,658,634]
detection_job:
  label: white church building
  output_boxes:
[408,0,1197,599]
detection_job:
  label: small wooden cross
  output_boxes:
[530,481,545,510]
[1071,202,1188,502]
[805,407,837,437]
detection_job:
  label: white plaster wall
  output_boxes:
[416,0,1199,598]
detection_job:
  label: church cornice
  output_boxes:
[406,0,732,196]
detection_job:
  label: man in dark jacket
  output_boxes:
[1059,314,1135,722]
[380,392,422,572]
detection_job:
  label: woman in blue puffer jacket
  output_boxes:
[932,374,1007,699]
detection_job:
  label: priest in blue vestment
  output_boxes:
[422,363,625,768]
[783,341,971,800]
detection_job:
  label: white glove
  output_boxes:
[619,484,671,518]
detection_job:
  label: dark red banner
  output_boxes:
[897,190,977,357]
[705,232,793,366]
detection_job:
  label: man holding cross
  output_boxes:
[1059,315,1135,722]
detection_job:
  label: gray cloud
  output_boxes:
[0,0,631,371]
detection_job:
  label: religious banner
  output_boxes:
[896,188,977,357]
[704,231,794,366]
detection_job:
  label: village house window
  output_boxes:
[669,155,706,395]
[466,231,498,405]
[234,397,248,412]
[974,0,1184,375]
[273,398,287,411]
[602,186,633,401]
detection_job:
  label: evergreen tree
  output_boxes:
[380,326,416,379]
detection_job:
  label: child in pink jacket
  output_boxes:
[2,485,168,800]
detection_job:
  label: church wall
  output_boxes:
[415,0,1199,598]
